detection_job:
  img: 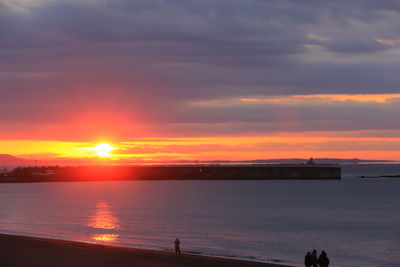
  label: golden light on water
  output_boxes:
[88,202,120,230]
[88,202,120,243]
[92,234,119,243]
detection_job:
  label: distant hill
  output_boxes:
[172,158,395,165]
[240,158,394,164]
[0,154,34,166]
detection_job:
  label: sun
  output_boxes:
[93,143,115,157]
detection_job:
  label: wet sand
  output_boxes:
[0,234,293,267]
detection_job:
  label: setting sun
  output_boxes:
[93,143,115,157]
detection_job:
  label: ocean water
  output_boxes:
[0,165,399,267]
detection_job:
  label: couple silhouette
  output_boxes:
[304,250,329,267]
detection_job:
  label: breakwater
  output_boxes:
[115,165,341,180]
[1,165,341,182]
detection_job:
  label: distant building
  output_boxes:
[32,169,56,176]
[1,167,8,176]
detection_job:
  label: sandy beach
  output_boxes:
[0,234,293,267]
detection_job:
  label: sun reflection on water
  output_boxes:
[88,202,120,243]
[92,233,119,242]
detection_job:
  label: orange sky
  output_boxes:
[1,93,400,163]
[2,130,400,163]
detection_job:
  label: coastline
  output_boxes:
[0,233,293,267]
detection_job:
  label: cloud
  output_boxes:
[240,94,400,103]
[1,0,400,141]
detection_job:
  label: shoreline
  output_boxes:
[0,233,294,267]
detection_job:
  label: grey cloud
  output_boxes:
[1,0,400,138]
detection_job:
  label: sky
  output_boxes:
[1,0,400,163]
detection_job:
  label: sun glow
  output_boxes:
[93,143,115,157]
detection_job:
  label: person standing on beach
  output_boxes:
[174,238,181,254]
[318,250,330,267]
[304,251,312,267]
[311,250,318,267]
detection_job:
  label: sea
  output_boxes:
[0,164,399,267]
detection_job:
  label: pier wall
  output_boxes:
[1,165,341,182]
[119,165,341,180]
[64,165,341,181]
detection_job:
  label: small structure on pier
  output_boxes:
[306,157,315,165]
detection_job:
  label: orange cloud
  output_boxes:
[241,94,400,103]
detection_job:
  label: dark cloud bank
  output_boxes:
[1,0,400,138]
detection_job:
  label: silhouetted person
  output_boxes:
[311,250,318,267]
[304,252,312,267]
[174,238,181,254]
[318,250,330,267]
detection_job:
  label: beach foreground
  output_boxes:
[0,234,292,267]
